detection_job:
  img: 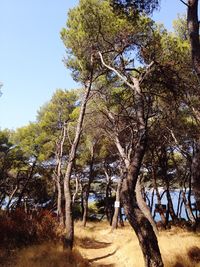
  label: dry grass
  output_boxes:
[74,221,200,267]
[16,243,89,267]
[1,243,89,267]
[1,221,200,267]
[160,227,200,267]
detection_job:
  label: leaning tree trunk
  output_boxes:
[63,71,93,249]
[120,143,163,267]
[99,52,163,267]
[121,172,163,267]
[120,79,163,266]
[136,177,158,235]
[182,191,196,223]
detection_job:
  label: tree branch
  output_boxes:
[98,51,135,89]
[179,0,190,7]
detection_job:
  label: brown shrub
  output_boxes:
[0,209,58,249]
[188,246,200,263]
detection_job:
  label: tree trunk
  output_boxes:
[159,146,178,223]
[55,125,66,227]
[187,0,200,213]
[182,191,196,223]
[16,160,37,208]
[111,177,123,231]
[187,0,200,78]
[150,189,154,213]
[63,74,93,249]
[166,187,177,222]
[99,53,163,267]
[56,177,64,226]
[152,166,167,227]
[6,185,18,211]
[136,178,158,235]
[121,183,163,267]
[176,189,183,218]
[191,140,200,211]
[82,152,94,227]
[104,169,113,224]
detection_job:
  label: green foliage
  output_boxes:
[61,0,153,81]
[110,0,160,15]
[37,89,79,133]
[12,123,48,161]
[173,14,188,41]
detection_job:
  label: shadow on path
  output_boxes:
[88,249,117,263]
[94,264,115,267]
[76,237,111,249]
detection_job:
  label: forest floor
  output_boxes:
[75,221,200,267]
[1,221,200,267]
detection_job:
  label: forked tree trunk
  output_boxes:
[122,179,163,267]
[63,72,93,249]
[120,103,162,266]
[122,77,163,267]
[99,52,163,267]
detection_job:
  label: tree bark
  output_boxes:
[187,0,200,78]
[182,191,196,223]
[191,140,200,211]
[104,168,113,224]
[82,151,94,227]
[136,178,158,235]
[122,180,163,267]
[176,189,183,218]
[16,160,37,208]
[55,125,66,227]
[152,164,167,227]
[121,78,163,267]
[63,74,93,249]
[111,177,123,231]
[99,52,163,267]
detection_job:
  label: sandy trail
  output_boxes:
[76,225,127,267]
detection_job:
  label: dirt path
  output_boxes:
[76,226,127,267]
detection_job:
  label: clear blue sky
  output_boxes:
[0,0,186,130]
